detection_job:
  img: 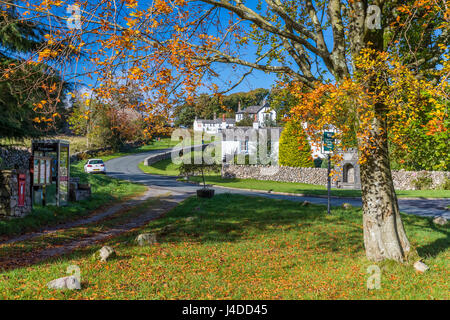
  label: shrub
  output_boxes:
[279,121,314,168]
[438,177,450,190]
[313,157,323,168]
[235,114,254,127]
[412,174,433,190]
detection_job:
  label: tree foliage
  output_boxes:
[0,1,67,139]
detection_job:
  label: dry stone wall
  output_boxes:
[222,165,450,191]
[0,169,32,218]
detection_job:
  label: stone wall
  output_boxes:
[0,169,32,218]
[0,147,31,170]
[221,164,450,190]
[222,165,333,186]
[391,170,450,190]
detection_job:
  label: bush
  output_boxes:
[438,177,450,190]
[313,157,323,168]
[235,114,254,127]
[279,121,314,168]
[412,174,433,190]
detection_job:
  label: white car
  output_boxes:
[84,159,106,174]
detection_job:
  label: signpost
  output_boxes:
[322,131,335,214]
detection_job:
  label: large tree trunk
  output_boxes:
[358,109,412,262]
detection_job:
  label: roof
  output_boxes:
[32,139,70,145]
[236,102,270,114]
[195,118,235,124]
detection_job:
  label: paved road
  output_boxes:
[105,149,450,219]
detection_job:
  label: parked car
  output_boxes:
[84,159,106,174]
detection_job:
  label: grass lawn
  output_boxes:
[139,160,450,199]
[98,138,180,162]
[0,194,448,299]
[138,158,181,176]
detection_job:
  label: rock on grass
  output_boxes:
[93,246,116,262]
[433,216,447,226]
[413,261,429,273]
[47,276,81,290]
[135,233,157,246]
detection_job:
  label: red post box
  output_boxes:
[18,174,26,207]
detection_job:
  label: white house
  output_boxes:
[235,100,276,127]
[220,127,282,165]
[193,113,235,134]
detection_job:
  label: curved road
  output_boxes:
[105,149,450,219]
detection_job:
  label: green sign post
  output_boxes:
[323,131,335,152]
[322,132,335,215]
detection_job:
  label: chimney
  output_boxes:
[213,112,216,120]
[222,113,226,129]
[253,113,259,129]
[238,101,241,112]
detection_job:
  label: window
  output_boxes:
[240,140,248,152]
[89,160,104,165]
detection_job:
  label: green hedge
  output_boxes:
[279,121,314,168]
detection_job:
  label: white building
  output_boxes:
[193,114,235,134]
[235,101,276,127]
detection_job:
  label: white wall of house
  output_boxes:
[257,106,276,127]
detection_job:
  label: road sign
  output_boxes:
[323,131,335,153]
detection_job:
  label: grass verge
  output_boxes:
[0,194,448,299]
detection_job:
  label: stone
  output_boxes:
[185,216,197,222]
[413,261,429,273]
[342,203,352,210]
[135,233,157,246]
[301,201,310,207]
[47,276,81,290]
[433,216,447,226]
[161,224,174,234]
[94,246,116,262]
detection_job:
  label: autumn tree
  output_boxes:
[0,0,68,139]
[6,0,449,263]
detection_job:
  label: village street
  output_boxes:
[105,150,450,219]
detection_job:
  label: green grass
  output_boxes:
[0,194,448,299]
[139,159,450,198]
[97,138,180,162]
[138,159,181,176]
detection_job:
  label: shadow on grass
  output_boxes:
[416,219,449,258]
[140,193,364,250]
